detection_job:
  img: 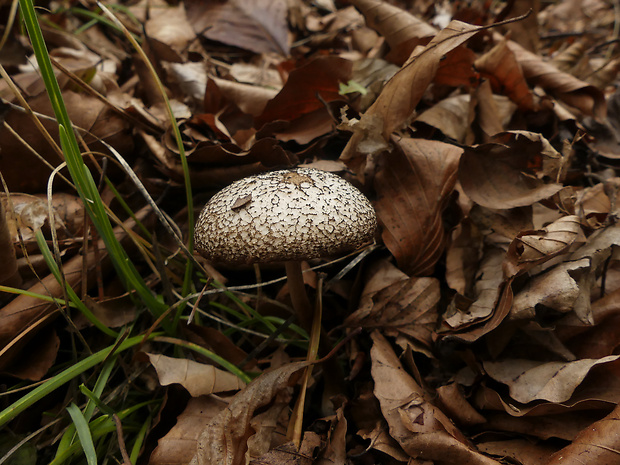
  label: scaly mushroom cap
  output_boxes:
[195,168,377,265]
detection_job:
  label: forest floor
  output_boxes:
[1,0,619,464]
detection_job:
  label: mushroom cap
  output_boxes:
[195,168,377,265]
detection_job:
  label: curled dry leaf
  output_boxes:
[248,432,320,465]
[478,439,555,465]
[345,260,439,347]
[499,35,606,119]
[459,131,564,209]
[510,257,592,322]
[144,3,195,61]
[546,402,620,465]
[374,138,462,276]
[416,94,472,143]
[350,0,437,64]
[503,215,583,278]
[370,331,501,465]
[315,405,347,465]
[341,20,484,163]
[185,0,290,55]
[444,247,504,330]
[209,76,279,117]
[483,355,620,404]
[146,353,245,397]
[149,396,229,465]
[474,38,536,111]
[192,361,310,465]
[255,56,352,128]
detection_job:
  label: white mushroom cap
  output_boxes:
[195,168,377,265]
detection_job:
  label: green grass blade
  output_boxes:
[19,0,171,329]
[66,404,97,465]
[53,356,118,461]
[0,333,162,427]
[35,229,118,338]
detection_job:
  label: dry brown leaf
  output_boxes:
[185,0,290,55]
[503,215,583,278]
[0,89,132,192]
[255,56,352,128]
[2,327,59,380]
[374,138,462,276]
[474,38,537,111]
[315,405,347,465]
[345,260,439,347]
[350,0,437,64]
[445,220,483,295]
[248,432,320,465]
[510,257,592,322]
[371,331,501,464]
[436,382,487,427]
[144,3,195,61]
[546,402,620,465]
[459,131,564,209]
[341,20,484,163]
[245,398,291,463]
[499,35,606,119]
[192,361,309,465]
[444,247,504,330]
[475,360,620,418]
[498,0,540,52]
[539,0,610,34]
[558,286,620,359]
[478,439,555,465]
[433,45,479,88]
[484,410,600,441]
[147,353,245,396]
[484,356,620,404]
[416,94,472,143]
[209,77,279,117]
[149,396,229,465]
[474,80,518,141]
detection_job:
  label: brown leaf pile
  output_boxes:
[1,0,620,464]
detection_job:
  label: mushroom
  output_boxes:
[194,167,377,331]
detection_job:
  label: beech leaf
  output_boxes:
[146,353,246,396]
[185,0,290,55]
[373,138,462,275]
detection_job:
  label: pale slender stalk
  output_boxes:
[284,261,314,332]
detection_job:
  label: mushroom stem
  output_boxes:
[284,261,314,332]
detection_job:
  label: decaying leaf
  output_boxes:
[185,0,290,55]
[500,35,607,119]
[192,361,310,465]
[546,403,620,465]
[503,215,583,277]
[371,331,501,464]
[147,353,246,396]
[510,257,592,322]
[350,0,437,64]
[459,131,564,209]
[483,355,620,404]
[374,138,462,275]
[149,396,229,465]
[475,37,536,111]
[255,56,352,127]
[345,260,439,347]
[341,20,485,162]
